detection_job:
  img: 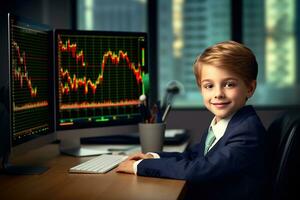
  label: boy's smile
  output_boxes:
[211,101,231,109]
[198,64,256,123]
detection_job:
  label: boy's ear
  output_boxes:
[247,80,257,98]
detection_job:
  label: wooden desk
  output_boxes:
[0,144,186,200]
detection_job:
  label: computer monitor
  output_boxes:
[55,29,149,156]
[0,13,55,174]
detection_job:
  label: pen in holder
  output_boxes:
[162,104,171,122]
[138,122,166,153]
[139,94,151,123]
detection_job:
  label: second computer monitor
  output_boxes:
[55,30,149,156]
[0,13,55,174]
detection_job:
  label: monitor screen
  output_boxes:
[9,15,54,147]
[0,13,55,174]
[55,30,149,156]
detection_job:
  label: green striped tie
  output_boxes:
[204,128,216,155]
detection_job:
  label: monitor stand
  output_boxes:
[57,125,138,157]
[1,153,48,175]
[58,134,109,157]
[60,147,106,157]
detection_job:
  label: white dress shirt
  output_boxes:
[206,114,233,151]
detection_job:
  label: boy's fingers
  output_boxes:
[126,153,145,161]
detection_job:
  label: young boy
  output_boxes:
[116,41,267,200]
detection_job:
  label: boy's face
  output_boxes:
[198,63,256,122]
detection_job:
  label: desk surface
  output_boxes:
[0,144,186,200]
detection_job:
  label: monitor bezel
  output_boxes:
[0,13,10,158]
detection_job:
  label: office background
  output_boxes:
[1,0,299,143]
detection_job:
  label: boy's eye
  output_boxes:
[224,81,236,88]
[203,83,213,89]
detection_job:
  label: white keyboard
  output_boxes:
[69,154,128,174]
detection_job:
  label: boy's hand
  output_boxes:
[116,152,154,174]
[126,152,154,161]
[115,160,136,174]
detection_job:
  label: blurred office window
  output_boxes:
[77,0,147,32]
[158,0,231,107]
[243,0,300,106]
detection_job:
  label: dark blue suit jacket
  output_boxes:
[138,105,267,200]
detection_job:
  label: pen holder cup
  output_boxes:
[138,123,166,153]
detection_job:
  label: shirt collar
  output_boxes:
[209,114,234,140]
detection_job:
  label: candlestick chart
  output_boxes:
[56,32,148,127]
[10,20,52,145]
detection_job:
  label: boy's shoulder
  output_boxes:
[230,105,265,131]
[232,105,257,120]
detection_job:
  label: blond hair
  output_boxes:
[193,41,258,87]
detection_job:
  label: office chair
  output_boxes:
[265,110,300,200]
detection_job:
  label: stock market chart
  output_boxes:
[10,18,52,145]
[56,32,148,128]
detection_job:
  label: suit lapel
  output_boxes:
[204,106,255,155]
